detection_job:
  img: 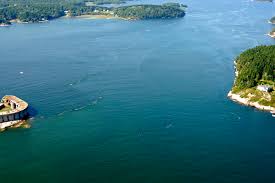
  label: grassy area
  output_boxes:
[232,84,275,107]
[0,105,11,113]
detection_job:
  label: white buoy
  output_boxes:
[20,71,24,74]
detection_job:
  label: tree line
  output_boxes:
[0,0,186,24]
[234,45,275,89]
[114,3,186,19]
[0,0,125,23]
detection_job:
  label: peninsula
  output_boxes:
[0,0,187,25]
[0,95,29,131]
[228,45,275,115]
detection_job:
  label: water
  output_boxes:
[0,0,275,182]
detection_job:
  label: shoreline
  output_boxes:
[268,32,275,38]
[228,91,275,112]
[0,119,30,132]
[75,14,136,20]
[228,60,275,115]
[0,23,11,27]
[2,14,136,27]
[10,19,48,24]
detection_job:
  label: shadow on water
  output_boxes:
[27,106,38,119]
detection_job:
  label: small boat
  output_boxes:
[271,111,275,117]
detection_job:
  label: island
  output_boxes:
[0,95,30,131]
[268,28,275,38]
[228,45,275,116]
[269,16,275,24]
[0,0,187,25]
[113,3,186,19]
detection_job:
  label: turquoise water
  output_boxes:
[0,0,275,182]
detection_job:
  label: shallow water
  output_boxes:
[0,0,275,182]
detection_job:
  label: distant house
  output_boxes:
[257,85,273,92]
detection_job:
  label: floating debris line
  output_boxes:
[57,96,103,117]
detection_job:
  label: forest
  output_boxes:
[0,0,126,23]
[0,3,66,22]
[114,3,186,19]
[234,45,275,90]
[0,0,186,24]
[0,0,73,23]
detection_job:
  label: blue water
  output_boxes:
[0,0,275,182]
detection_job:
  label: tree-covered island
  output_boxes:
[270,16,275,24]
[0,0,187,25]
[228,45,275,112]
[113,3,186,19]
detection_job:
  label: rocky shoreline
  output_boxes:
[1,15,135,27]
[228,91,275,112]
[228,59,274,116]
[0,120,30,132]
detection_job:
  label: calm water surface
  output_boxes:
[0,0,275,182]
